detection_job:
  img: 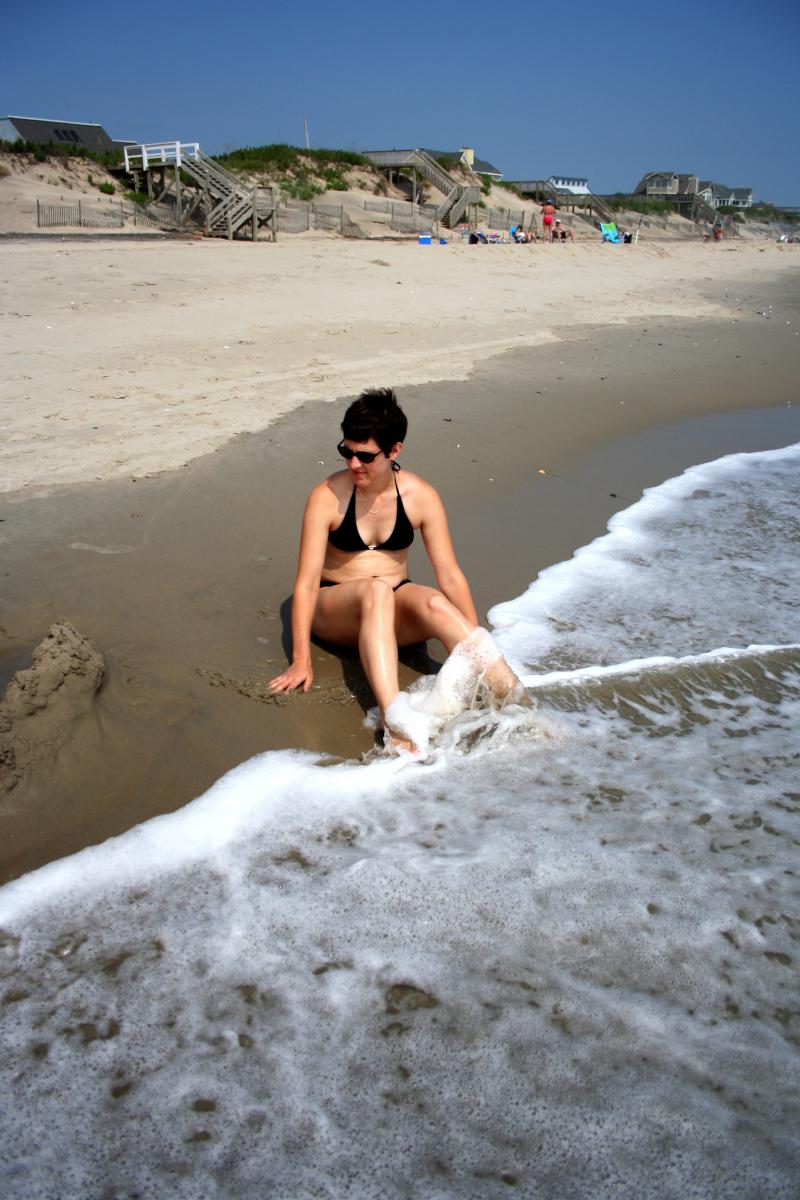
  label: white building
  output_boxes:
[546,174,591,196]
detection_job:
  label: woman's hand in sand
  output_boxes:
[267,660,313,694]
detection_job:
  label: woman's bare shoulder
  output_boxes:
[310,470,350,498]
[396,470,444,519]
[306,471,350,514]
[398,469,440,500]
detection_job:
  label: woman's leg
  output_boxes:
[394,585,526,703]
[313,578,400,715]
[393,584,475,651]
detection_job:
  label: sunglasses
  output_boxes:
[337,442,384,464]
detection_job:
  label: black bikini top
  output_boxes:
[328,471,415,553]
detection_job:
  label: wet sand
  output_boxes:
[1,269,799,882]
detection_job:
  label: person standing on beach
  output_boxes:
[267,388,525,753]
[541,198,556,240]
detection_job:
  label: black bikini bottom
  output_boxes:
[320,578,411,591]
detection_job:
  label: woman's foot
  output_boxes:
[383,727,420,756]
[484,656,532,708]
[383,693,431,757]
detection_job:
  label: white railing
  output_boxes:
[124,142,201,171]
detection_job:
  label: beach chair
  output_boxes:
[600,222,622,244]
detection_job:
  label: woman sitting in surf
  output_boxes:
[267,387,525,753]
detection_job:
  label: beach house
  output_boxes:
[0,115,136,156]
[634,171,753,213]
[420,147,504,179]
[545,174,591,197]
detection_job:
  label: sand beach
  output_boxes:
[1,233,799,879]
[1,216,800,1199]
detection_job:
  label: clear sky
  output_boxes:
[3,0,798,203]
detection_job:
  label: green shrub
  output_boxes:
[0,137,119,169]
[478,174,493,196]
[720,203,794,224]
[322,166,348,191]
[98,181,115,194]
[279,173,324,202]
[125,189,148,205]
[217,143,367,174]
[308,147,367,168]
[606,195,672,216]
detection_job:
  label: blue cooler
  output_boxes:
[418,234,432,245]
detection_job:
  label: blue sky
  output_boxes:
[3,0,798,202]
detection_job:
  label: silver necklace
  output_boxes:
[358,482,393,515]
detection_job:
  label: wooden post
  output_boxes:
[174,164,183,225]
[412,169,417,207]
[77,199,82,227]
[252,187,257,241]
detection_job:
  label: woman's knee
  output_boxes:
[415,589,475,640]
[359,577,396,617]
[425,590,451,615]
[423,590,463,624]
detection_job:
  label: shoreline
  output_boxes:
[1,241,799,882]
[2,312,799,882]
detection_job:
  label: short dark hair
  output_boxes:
[341,387,407,454]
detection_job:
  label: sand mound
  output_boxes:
[0,621,105,796]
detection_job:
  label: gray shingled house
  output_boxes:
[0,115,136,156]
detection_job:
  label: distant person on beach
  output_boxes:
[553,219,574,243]
[267,388,525,753]
[541,199,556,240]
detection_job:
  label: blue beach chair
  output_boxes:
[600,222,622,244]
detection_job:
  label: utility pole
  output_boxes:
[304,120,310,150]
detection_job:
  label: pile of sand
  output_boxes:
[1,621,105,798]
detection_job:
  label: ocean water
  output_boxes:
[1,443,798,1200]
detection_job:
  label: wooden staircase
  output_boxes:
[123,143,276,241]
[583,191,615,224]
[364,148,480,228]
[690,193,721,228]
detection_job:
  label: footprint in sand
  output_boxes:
[70,542,134,555]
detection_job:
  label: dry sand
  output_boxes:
[1,236,796,494]
[1,233,798,881]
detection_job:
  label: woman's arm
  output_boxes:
[418,484,479,626]
[267,484,331,693]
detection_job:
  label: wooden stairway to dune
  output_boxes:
[364,148,481,228]
[123,142,276,241]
